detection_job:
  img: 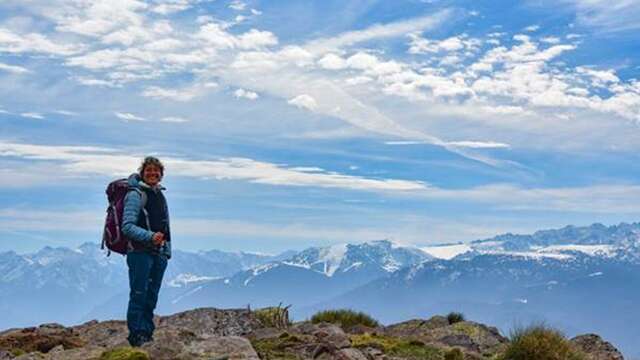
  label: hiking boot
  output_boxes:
[128,332,150,347]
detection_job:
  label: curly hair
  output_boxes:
[138,156,165,177]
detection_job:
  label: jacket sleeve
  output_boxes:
[121,190,154,244]
[163,194,172,259]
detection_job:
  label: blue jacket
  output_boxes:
[121,173,172,259]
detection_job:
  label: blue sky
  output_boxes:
[1,0,639,254]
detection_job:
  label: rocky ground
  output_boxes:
[0,307,625,360]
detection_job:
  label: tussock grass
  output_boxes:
[444,348,464,360]
[99,347,150,360]
[254,304,291,329]
[499,324,585,360]
[446,312,465,325]
[310,309,380,329]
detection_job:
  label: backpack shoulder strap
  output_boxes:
[129,188,148,208]
[129,188,150,230]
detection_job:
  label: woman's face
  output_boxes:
[142,164,162,186]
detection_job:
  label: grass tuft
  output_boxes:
[254,304,291,329]
[310,309,380,330]
[446,312,466,325]
[499,324,585,360]
[445,348,464,360]
[99,347,150,360]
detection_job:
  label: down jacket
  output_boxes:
[121,173,172,259]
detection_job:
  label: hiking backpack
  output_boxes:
[102,178,147,255]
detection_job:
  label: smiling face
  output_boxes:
[142,164,162,186]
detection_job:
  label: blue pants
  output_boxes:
[126,251,167,338]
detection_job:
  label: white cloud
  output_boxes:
[0,141,427,192]
[288,94,318,111]
[20,112,44,119]
[54,110,76,116]
[446,141,511,149]
[576,66,619,86]
[318,53,347,70]
[234,88,259,100]
[3,1,639,155]
[524,25,540,32]
[408,34,480,54]
[229,1,246,10]
[152,0,201,15]
[0,28,82,56]
[386,140,510,149]
[556,0,640,32]
[141,84,212,102]
[1,140,640,213]
[306,9,453,53]
[540,36,561,44]
[236,29,278,49]
[74,77,121,88]
[114,111,146,121]
[160,116,189,123]
[0,62,30,74]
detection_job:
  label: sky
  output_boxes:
[0,0,639,254]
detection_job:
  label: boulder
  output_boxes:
[159,308,262,337]
[385,319,507,356]
[571,334,625,360]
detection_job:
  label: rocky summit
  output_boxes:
[0,307,625,360]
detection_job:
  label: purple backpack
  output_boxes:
[102,178,146,255]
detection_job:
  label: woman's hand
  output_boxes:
[152,232,165,247]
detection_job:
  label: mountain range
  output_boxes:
[1,222,638,357]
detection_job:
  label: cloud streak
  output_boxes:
[1,141,639,214]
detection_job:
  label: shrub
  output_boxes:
[499,324,585,360]
[446,312,465,325]
[100,347,150,360]
[310,309,380,330]
[255,304,291,328]
[445,348,464,360]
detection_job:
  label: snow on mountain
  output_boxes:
[534,244,616,257]
[420,242,612,261]
[421,243,472,259]
[282,240,431,277]
[167,273,221,288]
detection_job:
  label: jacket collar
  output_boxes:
[128,173,166,191]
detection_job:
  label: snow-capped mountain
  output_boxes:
[310,240,640,358]
[162,240,433,313]
[421,222,640,262]
[0,243,290,329]
[283,240,432,276]
[2,222,640,356]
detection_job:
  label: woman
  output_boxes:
[121,156,172,347]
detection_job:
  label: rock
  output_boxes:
[0,350,13,360]
[439,334,479,352]
[159,308,261,338]
[385,319,507,356]
[346,324,380,335]
[336,348,369,360]
[45,346,105,360]
[0,324,84,355]
[182,336,259,360]
[311,323,351,349]
[72,320,129,348]
[383,316,450,337]
[141,325,194,360]
[571,334,625,360]
[248,327,287,341]
[359,346,385,360]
